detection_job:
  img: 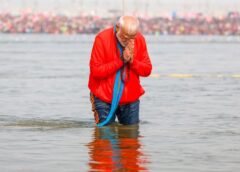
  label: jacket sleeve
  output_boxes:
[90,36,124,79]
[130,37,152,77]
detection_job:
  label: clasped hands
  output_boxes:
[123,40,134,64]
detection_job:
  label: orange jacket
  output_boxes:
[88,27,152,104]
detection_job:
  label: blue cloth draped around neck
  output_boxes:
[96,25,126,127]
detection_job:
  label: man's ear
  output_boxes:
[116,24,120,32]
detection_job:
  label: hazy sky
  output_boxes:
[1,0,240,16]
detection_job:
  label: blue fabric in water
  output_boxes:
[97,25,125,127]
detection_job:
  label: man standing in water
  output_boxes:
[88,15,152,126]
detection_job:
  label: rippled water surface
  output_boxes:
[0,34,240,171]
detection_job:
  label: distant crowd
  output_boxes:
[0,12,239,35]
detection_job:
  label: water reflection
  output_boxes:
[87,124,148,171]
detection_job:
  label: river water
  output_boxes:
[0,34,240,171]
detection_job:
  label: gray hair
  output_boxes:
[118,16,140,35]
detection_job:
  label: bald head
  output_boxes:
[116,16,139,47]
[117,16,139,36]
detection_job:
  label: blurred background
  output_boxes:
[1,1,240,172]
[0,0,240,35]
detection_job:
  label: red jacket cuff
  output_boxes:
[130,58,139,69]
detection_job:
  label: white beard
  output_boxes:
[116,33,126,47]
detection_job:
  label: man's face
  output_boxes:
[117,27,136,47]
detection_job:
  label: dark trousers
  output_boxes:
[90,93,140,125]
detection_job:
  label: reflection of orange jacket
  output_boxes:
[119,138,148,171]
[88,27,152,104]
[88,138,147,171]
[87,127,148,171]
[88,140,115,171]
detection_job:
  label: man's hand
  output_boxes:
[123,40,134,63]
